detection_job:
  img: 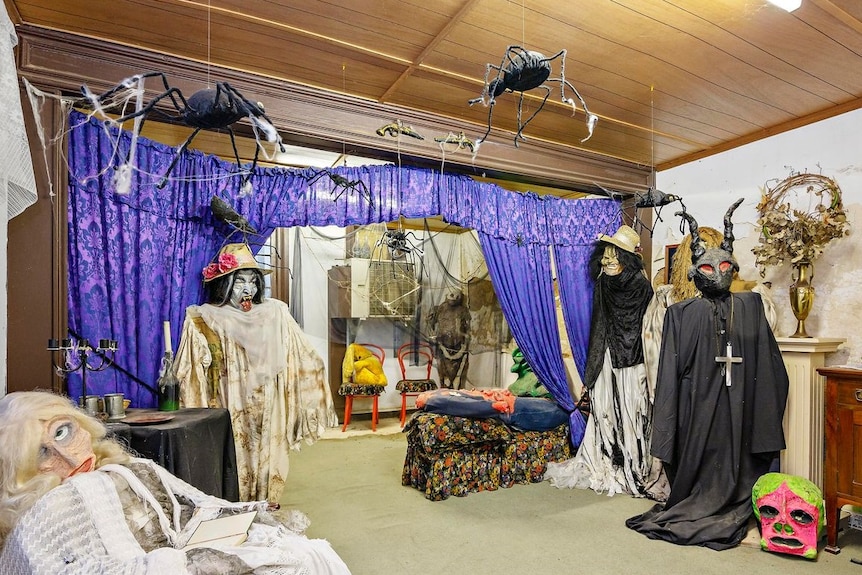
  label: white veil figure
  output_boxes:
[175,243,338,503]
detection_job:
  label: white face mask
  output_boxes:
[230,270,259,311]
[600,245,622,276]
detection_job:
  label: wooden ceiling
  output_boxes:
[6,0,862,177]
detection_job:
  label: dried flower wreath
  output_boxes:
[752,172,848,277]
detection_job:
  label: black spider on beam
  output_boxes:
[301,169,373,206]
[83,72,285,190]
[468,46,598,147]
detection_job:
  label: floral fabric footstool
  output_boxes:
[401,412,571,501]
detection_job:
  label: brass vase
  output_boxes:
[789,261,814,338]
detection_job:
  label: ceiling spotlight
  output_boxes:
[766,0,802,11]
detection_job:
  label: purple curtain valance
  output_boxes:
[66,110,618,410]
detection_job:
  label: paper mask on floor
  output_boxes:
[752,472,824,559]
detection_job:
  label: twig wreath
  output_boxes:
[752,172,848,277]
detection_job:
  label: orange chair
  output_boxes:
[338,343,386,432]
[395,343,437,426]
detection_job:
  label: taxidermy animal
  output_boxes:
[376,120,424,140]
[82,72,285,191]
[469,46,598,148]
[342,343,387,386]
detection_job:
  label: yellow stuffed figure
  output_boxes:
[342,343,387,387]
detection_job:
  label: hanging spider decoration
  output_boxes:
[301,169,373,206]
[468,46,598,149]
[635,188,685,235]
[376,120,425,140]
[378,229,424,260]
[82,72,285,193]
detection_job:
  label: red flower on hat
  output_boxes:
[202,253,239,280]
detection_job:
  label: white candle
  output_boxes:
[163,321,172,354]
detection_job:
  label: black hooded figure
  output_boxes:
[546,225,667,500]
[625,199,789,550]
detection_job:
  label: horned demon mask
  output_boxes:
[676,198,743,299]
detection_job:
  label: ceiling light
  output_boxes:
[766,0,802,12]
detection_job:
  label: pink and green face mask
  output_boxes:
[753,473,824,559]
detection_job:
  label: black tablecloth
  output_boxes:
[108,408,239,501]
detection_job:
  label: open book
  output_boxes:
[183,510,257,550]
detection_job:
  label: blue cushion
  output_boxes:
[500,398,569,432]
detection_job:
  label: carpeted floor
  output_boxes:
[282,429,862,575]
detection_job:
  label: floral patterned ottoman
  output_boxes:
[401,412,571,501]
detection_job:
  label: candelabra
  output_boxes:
[47,337,118,412]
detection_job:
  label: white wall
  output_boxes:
[654,107,862,365]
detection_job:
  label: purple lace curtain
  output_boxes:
[66,110,616,407]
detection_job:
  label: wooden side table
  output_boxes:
[817,366,862,554]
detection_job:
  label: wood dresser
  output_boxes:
[817,366,862,553]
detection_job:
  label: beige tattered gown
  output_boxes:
[175,299,338,502]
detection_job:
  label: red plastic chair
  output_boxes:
[395,343,437,426]
[339,343,386,432]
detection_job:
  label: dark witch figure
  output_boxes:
[427,290,472,389]
[546,225,666,500]
[626,199,789,550]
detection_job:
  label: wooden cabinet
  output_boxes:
[818,367,862,553]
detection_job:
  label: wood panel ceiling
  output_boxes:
[6,0,862,175]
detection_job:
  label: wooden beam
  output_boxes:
[16,26,652,194]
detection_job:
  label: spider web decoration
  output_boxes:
[365,259,421,318]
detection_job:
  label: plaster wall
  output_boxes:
[653,107,862,366]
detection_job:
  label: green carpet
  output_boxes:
[282,432,862,575]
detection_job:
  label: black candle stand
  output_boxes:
[47,337,118,410]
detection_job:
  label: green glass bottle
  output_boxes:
[157,351,180,411]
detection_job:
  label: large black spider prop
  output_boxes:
[301,169,373,206]
[83,72,285,191]
[468,46,598,148]
[378,229,424,260]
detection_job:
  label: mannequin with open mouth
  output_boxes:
[229,269,258,312]
[174,243,339,504]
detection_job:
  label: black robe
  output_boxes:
[625,292,788,550]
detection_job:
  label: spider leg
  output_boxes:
[300,168,326,187]
[477,101,495,145]
[156,127,202,189]
[223,82,284,150]
[358,180,373,207]
[113,88,186,124]
[515,85,551,146]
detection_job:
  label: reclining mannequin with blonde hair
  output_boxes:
[0,391,351,575]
